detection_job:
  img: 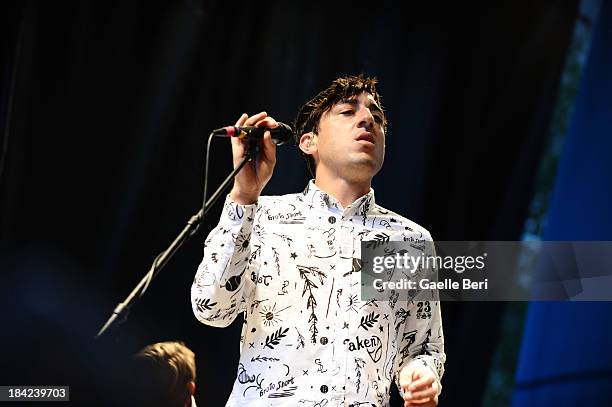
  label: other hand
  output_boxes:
[400,365,439,407]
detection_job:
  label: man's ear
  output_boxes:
[299,132,317,155]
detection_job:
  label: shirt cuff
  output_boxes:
[219,195,257,227]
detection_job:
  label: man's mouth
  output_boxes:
[356,132,375,144]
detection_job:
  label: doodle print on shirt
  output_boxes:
[259,303,291,327]
[297,265,327,343]
[191,181,445,406]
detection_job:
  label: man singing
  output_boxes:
[191,75,445,406]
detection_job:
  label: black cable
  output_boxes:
[140,131,215,298]
[202,132,215,222]
[97,133,257,336]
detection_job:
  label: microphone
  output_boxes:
[212,122,293,145]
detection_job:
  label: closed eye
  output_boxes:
[338,106,384,124]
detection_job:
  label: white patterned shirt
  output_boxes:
[191,181,445,406]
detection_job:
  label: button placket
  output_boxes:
[339,219,358,402]
[320,231,342,403]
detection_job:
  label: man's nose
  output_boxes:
[357,107,375,130]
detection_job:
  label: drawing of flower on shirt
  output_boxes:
[235,232,251,253]
[297,265,327,343]
[259,303,291,327]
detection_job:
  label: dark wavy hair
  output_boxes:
[293,74,387,176]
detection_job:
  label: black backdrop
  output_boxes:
[0,1,577,406]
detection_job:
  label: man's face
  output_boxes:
[310,92,386,182]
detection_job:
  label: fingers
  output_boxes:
[406,383,438,402]
[234,113,248,127]
[413,381,439,399]
[255,116,279,129]
[234,112,279,131]
[232,112,267,153]
[245,112,267,126]
[234,111,268,127]
[409,376,435,392]
[404,382,439,407]
[404,375,438,405]
[231,111,278,157]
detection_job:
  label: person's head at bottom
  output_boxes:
[130,341,197,407]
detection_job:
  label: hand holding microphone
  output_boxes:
[227,112,283,205]
[213,122,292,145]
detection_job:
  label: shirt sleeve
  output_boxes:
[394,239,446,397]
[191,195,258,327]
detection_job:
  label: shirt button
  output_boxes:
[320,385,328,393]
[328,216,336,224]
[320,337,328,345]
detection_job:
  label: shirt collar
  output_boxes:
[301,180,376,217]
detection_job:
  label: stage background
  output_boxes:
[2,1,609,406]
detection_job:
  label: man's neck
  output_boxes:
[314,171,371,209]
